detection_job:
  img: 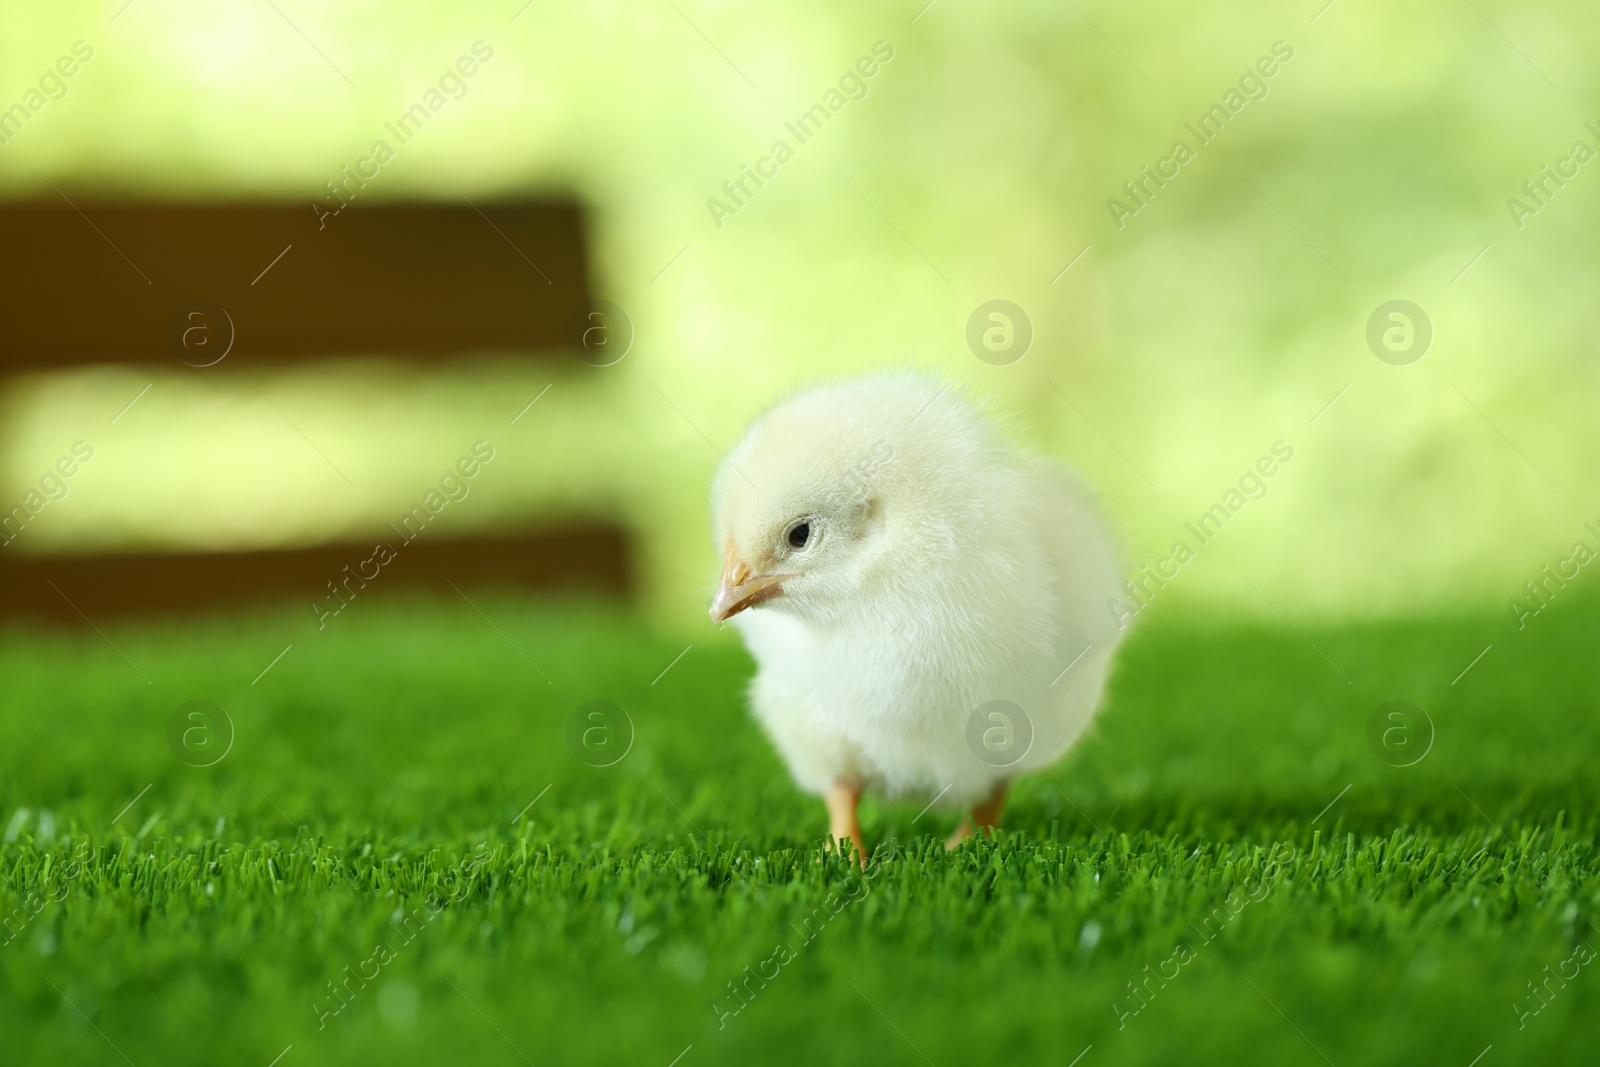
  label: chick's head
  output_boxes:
[709,373,986,625]
[709,434,890,624]
[709,385,937,623]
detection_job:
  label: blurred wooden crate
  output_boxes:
[0,197,632,621]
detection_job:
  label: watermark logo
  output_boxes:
[0,440,94,548]
[166,699,234,767]
[1366,699,1433,767]
[314,42,495,230]
[0,40,95,150]
[566,699,634,767]
[0,842,91,950]
[1106,40,1295,229]
[1508,524,1598,630]
[711,841,897,1030]
[314,441,495,630]
[313,845,490,1030]
[1107,441,1294,629]
[169,300,234,367]
[1513,940,1596,1030]
[1505,122,1600,231]
[965,699,1033,767]
[966,300,1032,365]
[705,41,896,229]
[1366,300,1431,365]
[568,300,633,367]
[1111,842,1295,1030]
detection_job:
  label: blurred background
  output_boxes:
[1,0,1595,635]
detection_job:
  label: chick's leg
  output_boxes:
[945,779,1011,850]
[973,778,1011,832]
[823,780,867,861]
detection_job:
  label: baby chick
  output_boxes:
[710,372,1126,856]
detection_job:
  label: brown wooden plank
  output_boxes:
[0,528,630,624]
[0,200,592,369]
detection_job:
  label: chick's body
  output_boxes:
[711,373,1125,843]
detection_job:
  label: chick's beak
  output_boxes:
[710,547,788,622]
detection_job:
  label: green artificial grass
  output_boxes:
[2,589,1598,1065]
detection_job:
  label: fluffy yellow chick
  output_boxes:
[710,372,1126,856]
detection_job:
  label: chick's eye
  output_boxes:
[787,522,811,549]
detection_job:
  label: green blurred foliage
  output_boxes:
[0,0,1595,630]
